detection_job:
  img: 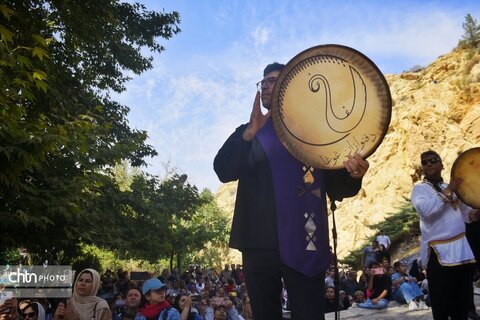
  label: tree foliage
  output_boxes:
[0,1,183,262]
[460,13,480,49]
[166,189,231,272]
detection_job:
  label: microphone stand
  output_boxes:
[330,200,340,320]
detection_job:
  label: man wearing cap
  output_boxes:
[411,150,477,320]
[391,260,428,310]
[137,278,181,320]
[214,63,369,319]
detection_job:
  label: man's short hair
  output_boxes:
[420,150,442,163]
[264,62,285,76]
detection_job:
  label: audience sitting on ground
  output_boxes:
[324,286,350,313]
[233,265,244,285]
[409,258,426,284]
[212,304,228,320]
[195,276,206,294]
[224,278,237,295]
[1,259,450,320]
[0,264,250,320]
[341,270,359,299]
[110,293,125,318]
[100,269,117,301]
[380,257,392,276]
[173,293,202,320]
[338,269,346,284]
[197,299,214,320]
[356,261,390,310]
[353,290,365,304]
[209,298,242,320]
[391,260,428,311]
[187,279,200,296]
[324,286,339,313]
[325,267,336,288]
[420,275,430,307]
[338,290,351,310]
[357,272,368,294]
[219,265,231,284]
[137,278,180,320]
[114,288,141,320]
[158,269,170,284]
[22,302,46,320]
[53,268,111,320]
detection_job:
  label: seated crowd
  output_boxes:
[6,256,477,319]
[0,264,251,320]
[321,257,430,313]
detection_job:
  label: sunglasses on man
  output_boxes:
[421,157,440,166]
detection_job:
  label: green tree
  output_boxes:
[461,14,480,49]
[166,189,230,273]
[81,172,230,272]
[0,1,180,261]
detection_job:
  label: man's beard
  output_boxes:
[261,99,271,109]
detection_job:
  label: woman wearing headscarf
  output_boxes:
[22,302,46,320]
[53,268,111,320]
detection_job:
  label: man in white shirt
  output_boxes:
[376,230,391,251]
[411,150,476,320]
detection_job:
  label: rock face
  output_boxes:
[214,48,480,262]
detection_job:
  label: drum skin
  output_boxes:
[451,147,480,209]
[271,44,392,169]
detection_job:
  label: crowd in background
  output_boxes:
[322,229,480,318]
[2,230,479,319]
[0,264,252,320]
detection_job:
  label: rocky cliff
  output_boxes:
[214,47,480,262]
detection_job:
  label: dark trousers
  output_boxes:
[466,220,480,272]
[466,220,480,312]
[427,250,474,320]
[242,249,326,320]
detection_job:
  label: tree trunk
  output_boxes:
[177,253,182,275]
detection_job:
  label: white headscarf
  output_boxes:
[26,302,45,320]
[71,268,110,320]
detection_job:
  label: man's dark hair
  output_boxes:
[420,150,442,163]
[264,62,285,76]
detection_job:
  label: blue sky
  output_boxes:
[114,0,480,192]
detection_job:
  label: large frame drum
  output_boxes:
[451,147,480,209]
[271,44,392,169]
